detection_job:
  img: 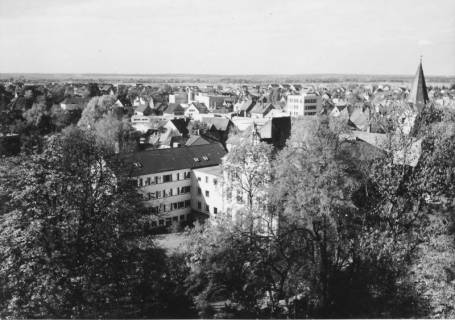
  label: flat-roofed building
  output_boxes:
[286,93,322,117]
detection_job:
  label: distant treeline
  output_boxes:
[1,73,454,85]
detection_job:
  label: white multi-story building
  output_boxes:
[191,165,224,220]
[126,144,227,227]
[286,93,322,117]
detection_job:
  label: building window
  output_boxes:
[213,178,218,185]
[198,187,201,195]
[180,215,185,221]
[176,173,180,180]
[138,178,143,187]
[214,207,218,214]
[163,174,172,183]
[173,216,178,222]
[155,176,162,184]
[151,221,157,227]
[185,200,191,207]
[205,176,208,183]
[146,177,151,185]
[198,176,201,181]
[165,218,171,226]
[205,190,209,197]
[198,201,201,209]
[185,172,191,179]
[205,205,210,212]
[156,191,162,198]
[159,219,164,226]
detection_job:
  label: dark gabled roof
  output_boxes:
[164,103,185,115]
[250,102,275,114]
[201,117,232,131]
[170,118,190,136]
[123,143,227,175]
[191,102,209,113]
[185,135,211,146]
[236,98,254,111]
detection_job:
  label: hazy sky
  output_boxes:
[0,0,454,75]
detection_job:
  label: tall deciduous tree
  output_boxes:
[0,127,167,318]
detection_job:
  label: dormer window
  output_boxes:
[202,156,209,161]
[193,157,200,162]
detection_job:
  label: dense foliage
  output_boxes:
[0,127,195,318]
[184,111,455,318]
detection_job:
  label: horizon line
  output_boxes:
[1,72,454,78]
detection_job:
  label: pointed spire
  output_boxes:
[408,58,429,113]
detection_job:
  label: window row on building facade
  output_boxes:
[144,186,191,200]
[147,199,191,214]
[197,175,218,185]
[137,171,192,187]
[151,214,188,227]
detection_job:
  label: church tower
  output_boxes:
[408,58,429,113]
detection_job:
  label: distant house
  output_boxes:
[233,98,255,116]
[185,102,209,121]
[134,103,153,116]
[164,103,185,117]
[194,93,226,110]
[185,135,212,146]
[227,117,291,151]
[285,93,322,118]
[169,92,189,104]
[255,116,291,149]
[200,116,235,144]
[60,96,86,110]
[100,84,115,95]
[131,116,167,133]
[250,102,276,119]
[264,108,288,118]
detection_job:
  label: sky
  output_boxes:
[0,0,454,75]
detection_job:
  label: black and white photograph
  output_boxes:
[0,0,454,318]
